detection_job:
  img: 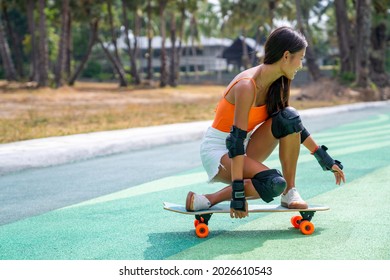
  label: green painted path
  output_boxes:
[1,112,390,260]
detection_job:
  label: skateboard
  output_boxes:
[163,202,329,238]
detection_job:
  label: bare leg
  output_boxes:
[278,132,308,208]
[204,179,260,207]
[246,118,278,162]
[279,132,300,194]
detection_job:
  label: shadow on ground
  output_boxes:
[145,227,326,260]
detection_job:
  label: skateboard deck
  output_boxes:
[163,202,329,238]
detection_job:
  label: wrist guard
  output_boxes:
[230,180,246,211]
[313,145,343,172]
[226,125,247,158]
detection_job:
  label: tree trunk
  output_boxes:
[176,1,186,84]
[106,0,127,86]
[355,0,372,88]
[334,0,355,75]
[169,11,177,87]
[295,0,322,81]
[268,0,276,28]
[107,0,120,62]
[55,0,69,88]
[132,7,141,84]
[146,0,153,81]
[65,10,72,79]
[37,0,49,87]
[26,0,38,82]
[369,2,389,87]
[189,14,199,82]
[2,3,24,79]
[159,0,168,87]
[0,10,18,81]
[121,0,140,85]
[98,38,127,87]
[68,19,98,86]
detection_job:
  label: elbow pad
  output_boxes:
[226,125,247,158]
[271,107,304,139]
[301,127,310,143]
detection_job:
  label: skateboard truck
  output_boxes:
[195,214,212,225]
[299,211,315,221]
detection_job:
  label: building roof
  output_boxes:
[222,36,264,60]
[116,33,233,50]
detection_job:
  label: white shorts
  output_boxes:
[200,126,252,182]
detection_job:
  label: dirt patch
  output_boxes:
[0,82,225,119]
[0,79,387,143]
[292,77,389,103]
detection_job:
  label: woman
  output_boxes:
[186,26,345,219]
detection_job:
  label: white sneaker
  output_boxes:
[186,191,211,211]
[281,188,308,209]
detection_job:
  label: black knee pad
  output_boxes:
[251,169,286,203]
[271,107,304,139]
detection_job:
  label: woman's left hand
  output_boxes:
[332,164,345,185]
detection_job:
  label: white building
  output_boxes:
[117,34,233,73]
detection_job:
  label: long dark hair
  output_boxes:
[263,27,307,115]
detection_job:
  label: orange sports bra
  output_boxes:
[211,77,268,133]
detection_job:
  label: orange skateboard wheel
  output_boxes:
[195,223,209,238]
[291,216,302,229]
[299,220,315,235]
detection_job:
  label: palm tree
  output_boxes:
[55,0,70,88]
[219,0,256,69]
[99,0,127,87]
[107,0,120,63]
[37,0,49,87]
[369,0,389,87]
[168,2,178,87]
[0,6,18,81]
[295,0,322,81]
[98,37,128,86]
[68,0,100,86]
[121,0,141,85]
[219,0,280,69]
[26,0,38,82]
[1,1,25,79]
[158,0,168,87]
[334,0,355,75]
[355,0,372,88]
[145,0,155,81]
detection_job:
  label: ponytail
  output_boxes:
[266,76,290,116]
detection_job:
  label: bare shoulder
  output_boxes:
[231,78,256,103]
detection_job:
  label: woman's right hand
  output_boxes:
[230,200,248,219]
